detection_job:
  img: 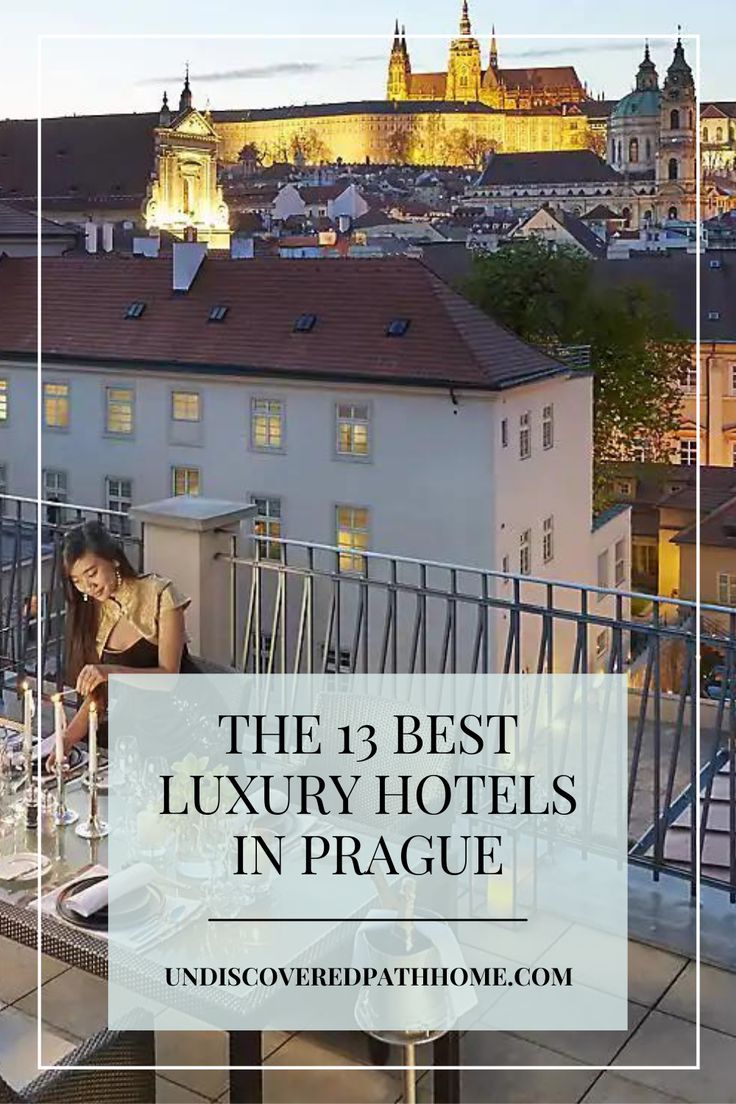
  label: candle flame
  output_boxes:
[89,702,97,714]
[51,693,61,703]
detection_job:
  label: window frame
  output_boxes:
[251,494,284,561]
[542,516,554,564]
[519,528,531,576]
[335,400,373,463]
[43,380,70,432]
[614,538,626,587]
[335,504,370,575]
[679,438,697,466]
[171,465,201,497]
[542,404,554,450]
[717,573,736,606]
[250,397,285,453]
[104,384,135,437]
[519,411,531,460]
[0,379,9,425]
[171,389,202,423]
[104,475,133,536]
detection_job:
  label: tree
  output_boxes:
[290,128,329,165]
[462,237,691,506]
[584,127,607,159]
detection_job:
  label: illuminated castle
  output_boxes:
[387,2,588,109]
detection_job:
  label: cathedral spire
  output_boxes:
[401,23,408,56]
[179,63,192,113]
[489,24,498,69]
[393,18,400,47]
[159,90,171,126]
[635,38,658,91]
[459,0,471,36]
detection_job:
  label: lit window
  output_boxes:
[519,529,531,575]
[542,516,554,564]
[679,439,697,466]
[542,404,554,450]
[683,365,697,392]
[501,418,508,447]
[105,477,132,536]
[718,573,736,606]
[44,382,69,429]
[614,539,626,587]
[251,398,284,451]
[597,549,609,591]
[253,496,282,561]
[519,411,531,460]
[0,380,8,422]
[336,505,370,573]
[336,403,371,458]
[106,387,134,435]
[172,466,200,496]
[172,391,201,422]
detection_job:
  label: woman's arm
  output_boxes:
[76,607,188,695]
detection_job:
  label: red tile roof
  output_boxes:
[0,254,567,391]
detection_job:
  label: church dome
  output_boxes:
[612,88,661,120]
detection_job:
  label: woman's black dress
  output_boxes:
[96,638,200,746]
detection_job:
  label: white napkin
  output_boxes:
[67,862,157,918]
[352,909,477,1023]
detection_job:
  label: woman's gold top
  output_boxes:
[95,573,191,656]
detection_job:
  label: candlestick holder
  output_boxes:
[54,759,79,828]
[75,765,108,840]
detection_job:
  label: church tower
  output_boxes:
[445,0,482,102]
[656,32,696,220]
[387,20,411,100]
[481,23,502,107]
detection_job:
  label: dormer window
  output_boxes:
[293,313,316,332]
[208,305,229,322]
[124,302,146,319]
[386,318,411,337]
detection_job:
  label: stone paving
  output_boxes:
[1,935,735,1103]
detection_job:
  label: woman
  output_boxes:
[47,520,198,766]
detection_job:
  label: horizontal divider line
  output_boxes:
[207,916,528,922]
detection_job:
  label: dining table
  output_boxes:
[0,762,462,1104]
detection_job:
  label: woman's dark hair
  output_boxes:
[62,520,138,692]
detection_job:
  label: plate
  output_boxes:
[0,852,52,883]
[56,875,164,931]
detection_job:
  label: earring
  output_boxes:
[115,566,122,587]
[83,593,89,603]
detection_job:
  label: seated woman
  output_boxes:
[48,519,198,766]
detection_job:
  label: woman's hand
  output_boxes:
[76,664,109,697]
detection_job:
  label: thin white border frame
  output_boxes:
[34,29,702,1076]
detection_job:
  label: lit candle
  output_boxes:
[88,702,98,776]
[22,682,33,760]
[53,694,65,768]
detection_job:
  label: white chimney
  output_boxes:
[172,241,207,292]
[133,236,161,258]
[231,236,255,259]
[84,222,98,253]
[338,214,351,233]
[101,223,114,252]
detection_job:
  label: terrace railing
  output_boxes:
[1,498,732,906]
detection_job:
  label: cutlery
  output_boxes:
[127,901,189,946]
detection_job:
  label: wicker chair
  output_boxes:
[0,1024,155,1103]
